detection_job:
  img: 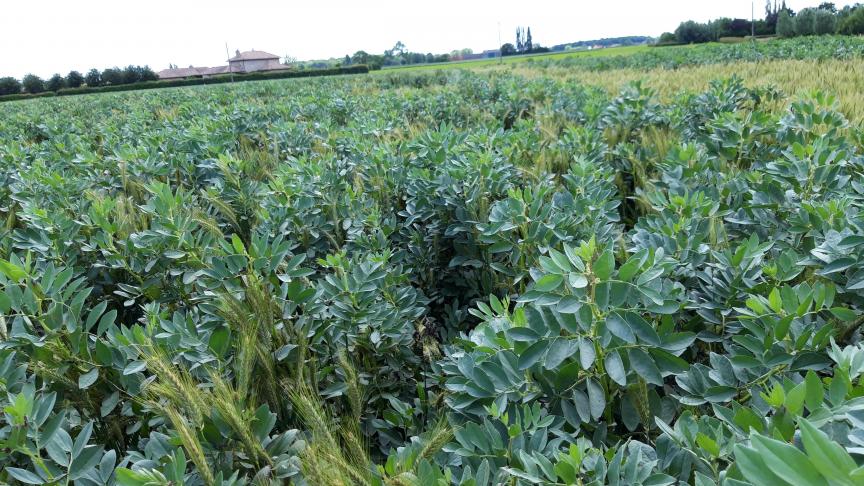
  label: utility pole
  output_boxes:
[498,21,502,64]
[225,42,234,83]
[751,1,756,41]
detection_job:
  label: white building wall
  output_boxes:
[230,59,277,73]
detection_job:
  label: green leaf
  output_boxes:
[761,384,785,408]
[578,337,595,369]
[605,350,627,386]
[733,444,793,486]
[805,371,823,411]
[750,434,824,486]
[556,296,582,314]
[78,368,99,389]
[799,419,857,483]
[829,307,857,322]
[534,274,564,292]
[785,382,806,416]
[123,361,146,375]
[768,288,783,314]
[593,249,614,281]
[209,327,231,357]
[733,406,763,433]
[0,259,27,282]
[568,273,589,289]
[586,378,605,420]
[518,340,548,370]
[606,312,635,343]
[696,432,720,457]
[5,468,45,485]
[544,339,571,370]
[100,391,120,417]
[627,348,663,386]
[617,251,645,283]
[829,369,849,405]
[0,291,11,313]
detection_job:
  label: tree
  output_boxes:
[343,55,351,66]
[795,8,818,36]
[66,70,84,88]
[22,74,45,93]
[351,51,370,65]
[838,6,864,34]
[515,27,524,52]
[765,0,780,30]
[101,67,123,85]
[365,54,384,70]
[0,76,21,95]
[84,69,102,87]
[777,9,796,37]
[46,73,66,91]
[500,43,517,56]
[391,41,406,57]
[675,20,714,43]
[139,66,158,82]
[813,8,837,34]
[525,27,533,52]
[657,32,678,44]
[818,2,837,13]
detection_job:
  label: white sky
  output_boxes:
[0,0,854,78]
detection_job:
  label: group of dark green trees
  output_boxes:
[0,65,158,96]
[501,26,550,56]
[335,41,453,70]
[660,1,864,45]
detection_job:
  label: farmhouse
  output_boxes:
[157,49,290,80]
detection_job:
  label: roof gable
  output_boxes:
[228,50,280,62]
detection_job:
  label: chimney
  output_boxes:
[235,49,240,56]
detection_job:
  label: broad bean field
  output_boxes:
[2,40,864,485]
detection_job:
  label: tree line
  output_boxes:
[0,65,158,96]
[334,41,457,70]
[661,2,864,45]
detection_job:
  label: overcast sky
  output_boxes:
[1,0,854,78]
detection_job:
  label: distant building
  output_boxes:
[158,49,290,80]
[227,50,284,72]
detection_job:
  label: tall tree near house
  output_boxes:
[46,73,66,92]
[22,74,45,93]
[765,0,779,30]
[84,68,102,87]
[66,70,84,88]
[525,27,533,52]
[0,77,21,95]
[516,27,524,52]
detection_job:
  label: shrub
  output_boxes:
[22,73,45,93]
[0,76,21,95]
